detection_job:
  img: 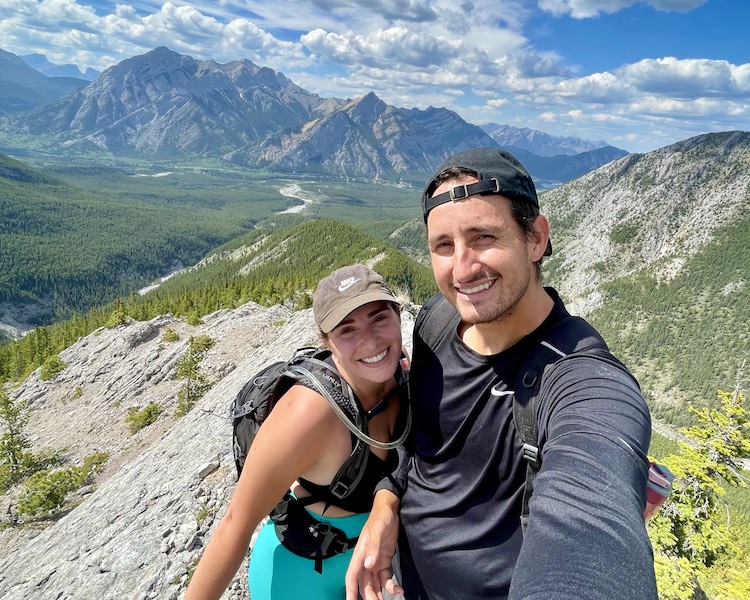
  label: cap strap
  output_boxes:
[423,177,500,216]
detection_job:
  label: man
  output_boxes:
[345,148,657,599]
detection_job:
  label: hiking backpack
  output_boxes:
[413,293,650,532]
[230,346,411,503]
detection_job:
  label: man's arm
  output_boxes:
[509,353,657,599]
[345,489,403,600]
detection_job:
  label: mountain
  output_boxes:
[1,132,749,597]
[226,92,498,180]
[542,130,750,410]
[0,48,89,116]
[0,47,499,180]
[7,46,329,157]
[481,123,610,156]
[0,47,629,183]
[507,145,630,188]
[20,53,100,80]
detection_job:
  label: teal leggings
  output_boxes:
[249,510,369,599]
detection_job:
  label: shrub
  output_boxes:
[16,451,109,517]
[162,327,180,342]
[40,355,67,381]
[104,308,128,328]
[126,403,161,434]
[175,336,215,417]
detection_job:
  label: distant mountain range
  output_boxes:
[0,46,625,184]
[0,49,89,116]
[20,53,100,81]
[481,123,609,156]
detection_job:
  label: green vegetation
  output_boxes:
[0,385,35,491]
[0,219,436,385]
[0,155,249,324]
[610,222,639,245]
[39,354,66,381]
[16,451,109,518]
[647,386,750,599]
[0,154,422,329]
[126,403,162,434]
[162,327,180,342]
[585,216,750,420]
[175,336,216,417]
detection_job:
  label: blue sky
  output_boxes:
[1,0,747,153]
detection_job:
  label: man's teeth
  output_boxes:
[362,349,388,364]
[459,281,493,294]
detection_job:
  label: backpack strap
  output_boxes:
[288,349,411,502]
[512,315,609,533]
[414,293,461,349]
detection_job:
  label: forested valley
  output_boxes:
[1,150,749,599]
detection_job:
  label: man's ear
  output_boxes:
[529,215,550,261]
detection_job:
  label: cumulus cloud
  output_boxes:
[537,0,708,18]
[621,57,750,98]
[301,26,460,68]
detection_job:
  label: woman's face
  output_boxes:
[325,301,402,387]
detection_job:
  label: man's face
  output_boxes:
[426,176,541,326]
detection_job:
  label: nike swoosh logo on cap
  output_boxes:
[338,277,361,292]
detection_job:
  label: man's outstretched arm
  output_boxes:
[345,489,403,600]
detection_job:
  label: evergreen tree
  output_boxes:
[175,336,216,416]
[649,372,750,599]
[0,386,34,490]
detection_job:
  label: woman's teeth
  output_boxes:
[362,349,388,364]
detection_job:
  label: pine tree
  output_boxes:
[649,369,750,599]
[0,386,34,490]
[175,336,216,416]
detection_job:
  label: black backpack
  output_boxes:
[413,293,619,532]
[230,346,411,503]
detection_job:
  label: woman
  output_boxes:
[185,264,408,599]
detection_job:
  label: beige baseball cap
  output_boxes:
[313,264,397,333]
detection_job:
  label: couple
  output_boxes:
[186,148,657,600]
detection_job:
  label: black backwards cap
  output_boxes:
[422,147,551,256]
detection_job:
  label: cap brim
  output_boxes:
[318,292,397,333]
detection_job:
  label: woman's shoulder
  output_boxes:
[274,382,346,430]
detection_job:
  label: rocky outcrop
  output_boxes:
[0,301,415,599]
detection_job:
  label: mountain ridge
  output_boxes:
[0,46,624,182]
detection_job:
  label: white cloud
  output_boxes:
[537,0,708,18]
[301,26,460,68]
[621,57,750,98]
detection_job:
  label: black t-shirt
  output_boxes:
[397,289,656,599]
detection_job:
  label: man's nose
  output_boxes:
[452,243,482,283]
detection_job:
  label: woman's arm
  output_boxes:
[185,384,345,600]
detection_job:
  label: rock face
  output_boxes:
[541,130,750,315]
[0,301,415,599]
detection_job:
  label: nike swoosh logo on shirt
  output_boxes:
[490,383,514,397]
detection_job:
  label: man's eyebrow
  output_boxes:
[428,225,504,243]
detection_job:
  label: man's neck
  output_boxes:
[459,285,554,355]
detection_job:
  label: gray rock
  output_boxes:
[0,300,415,599]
